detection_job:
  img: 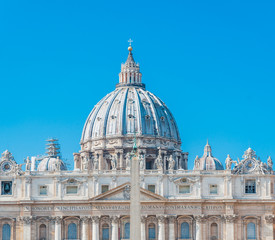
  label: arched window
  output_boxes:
[181,222,190,239]
[124,222,130,239]
[2,224,11,240]
[148,223,156,239]
[39,224,46,240]
[102,223,109,240]
[210,223,218,240]
[67,223,77,240]
[247,222,256,239]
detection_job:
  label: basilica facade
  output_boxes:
[0,45,274,240]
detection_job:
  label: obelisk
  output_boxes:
[130,142,141,240]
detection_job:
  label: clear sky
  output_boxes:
[0,0,274,170]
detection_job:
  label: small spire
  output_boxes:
[203,139,212,157]
[117,39,144,88]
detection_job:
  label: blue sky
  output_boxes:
[0,0,274,169]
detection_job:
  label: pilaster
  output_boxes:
[81,216,90,240]
[92,216,100,240]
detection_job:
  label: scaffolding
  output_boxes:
[46,138,61,158]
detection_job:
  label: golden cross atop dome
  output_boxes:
[128,38,133,46]
[128,38,133,51]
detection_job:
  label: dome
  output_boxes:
[193,141,224,170]
[37,157,67,171]
[81,87,180,142]
[81,46,181,148]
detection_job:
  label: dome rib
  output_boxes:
[102,88,122,137]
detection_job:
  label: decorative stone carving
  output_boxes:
[232,148,271,175]
[141,216,147,223]
[267,156,273,172]
[82,156,89,171]
[139,153,145,170]
[168,155,175,171]
[25,178,32,184]
[157,215,166,223]
[194,215,207,223]
[168,215,176,223]
[123,184,131,200]
[80,216,90,223]
[18,216,33,224]
[91,216,100,223]
[111,154,117,170]
[224,214,238,223]
[107,139,118,145]
[225,154,236,170]
[52,216,62,224]
[93,155,99,170]
[194,155,200,170]
[155,152,163,170]
[110,216,119,223]
[25,157,31,171]
[265,215,274,224]
[125,153,131,170]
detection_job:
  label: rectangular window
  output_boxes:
[245,180,256,194]
[39,185,48,195]
[179,185,190,194]
[210,184,218,194]
[148,185,156,193]
[1,181,12,195]
[66,186,78,194]
[101,185,109,193]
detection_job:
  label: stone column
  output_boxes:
[224,215,237,240]
[168,216,176,240]
[53,216,62,240]
[264,215,274,240]
[194,215,205,240]
[20,217,32,240]
[25,178,32,199]
[92,216,100,240]
[141,216,146,240]
[157,216,166,240]
[97,150,104,171]
[81,216,90,240]
[111,216,119,240]
[116,149,124,169]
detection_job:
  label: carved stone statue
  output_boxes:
[56,156,62,171]
[139,153,145,170]
[155,153,163,170]
[168,155,175,171]
[126,152,131,170]
[25,157,31,171]
[225,154,236,170]
[111,154,117,170]
[93,155,99,170]
[15,164,24,175]
[194,156,200,170]
[267,156,273,171]
[82,156,89,170]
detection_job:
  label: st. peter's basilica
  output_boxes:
[0,45,274,240]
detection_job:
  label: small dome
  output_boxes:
[37,157,67,171]
[194,141,224,170]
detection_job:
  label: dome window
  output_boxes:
[128,114,134,119]
[145,115,150,120]
[111,115,116,119]
[160,116,165,121]
[97,117,101,121]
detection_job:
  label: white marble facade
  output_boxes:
[0,46,274,240]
